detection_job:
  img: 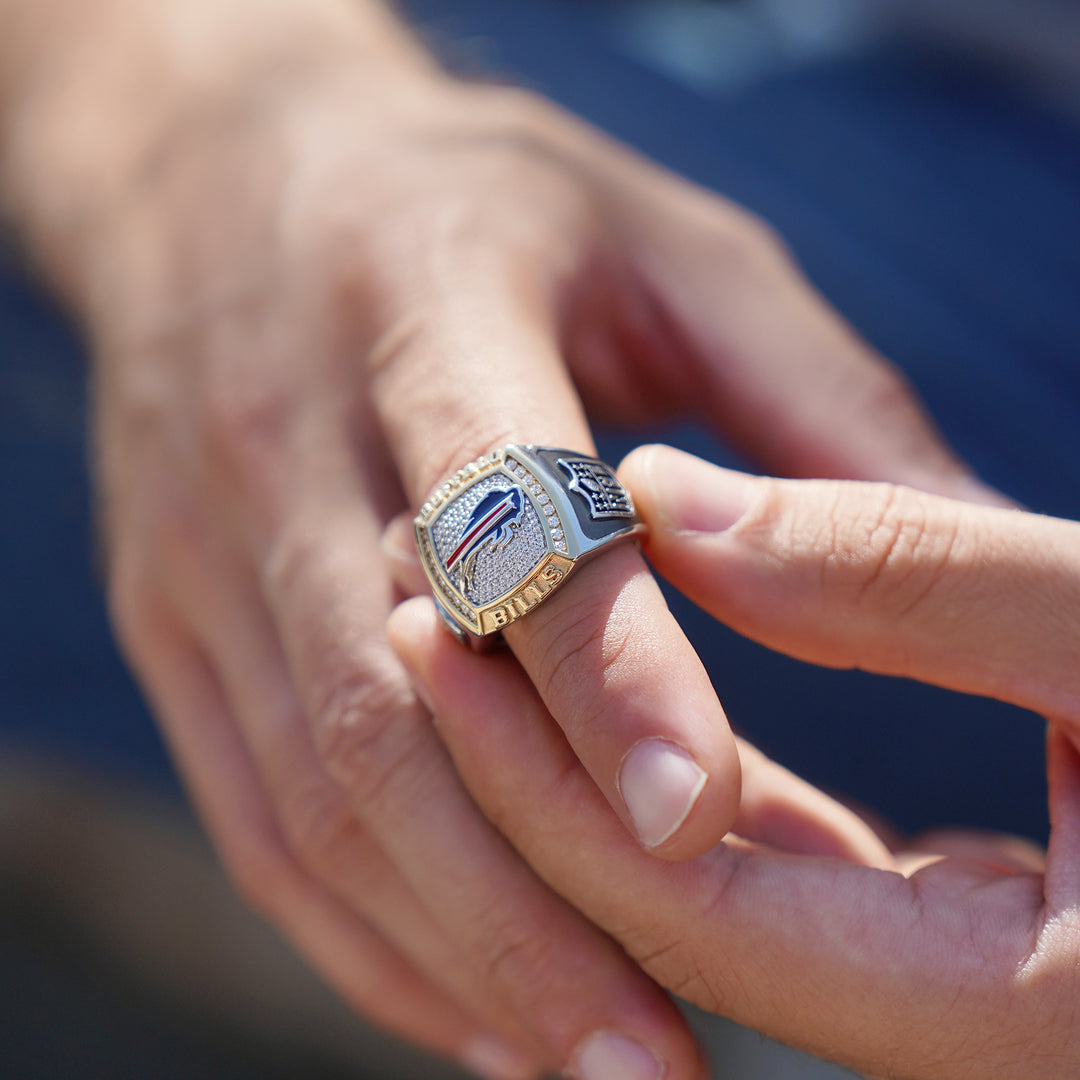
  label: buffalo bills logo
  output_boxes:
[447,485,525,588]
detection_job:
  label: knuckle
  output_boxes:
[618,923,727,1014]
[657,950,722,1012]
[106,564,149,647]
[480,913,560,993]
[477,85,554,136]
[651,856,758,1015]
[106,561,166,663]
[310,665,432,814]
[100,348,175,449]
[850,362,937,445]
[260,521,316,602]
[364,315,525,501]
[688,202,792,279]
[374,95,589,278]
[525,557,648,721]
[105,494,220,649]
[722,206,789,263]
[617,918,686,973]
[277,775,363,879]
[530,596,613,708]
[459,85,572,177]
[201,361,292,494]
[221,823,296,921]
[824,484,963,619]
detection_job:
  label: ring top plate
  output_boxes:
[414,445,640,639]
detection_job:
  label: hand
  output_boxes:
[3,0,998,1072]
[390,445,1080,1080]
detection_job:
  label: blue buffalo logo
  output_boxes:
[446,485,525,586]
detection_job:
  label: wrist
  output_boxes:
[0,0,443,302]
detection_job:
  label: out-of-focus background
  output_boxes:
[585,0,1080,110]
[3,1,1080,1077]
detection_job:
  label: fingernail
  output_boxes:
[462,1034,536,1080]
[640,446,753,534]
[568,1031,665,1080]
[618,738,707,849]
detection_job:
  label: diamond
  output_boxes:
[430,473,546,606]
[544,504,555,516]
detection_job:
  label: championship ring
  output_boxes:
[414,445,644,644]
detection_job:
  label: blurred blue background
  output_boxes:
[3,1,1080,1076]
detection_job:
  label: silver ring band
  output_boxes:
[414,445,644,645]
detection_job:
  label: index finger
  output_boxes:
[620,445,1080,724]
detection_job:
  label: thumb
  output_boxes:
[620,444,1080,725]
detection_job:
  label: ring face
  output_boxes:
[414,446,642,640]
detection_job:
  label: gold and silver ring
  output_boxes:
[414,445,644,645]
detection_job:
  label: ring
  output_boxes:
[414,445,644,645]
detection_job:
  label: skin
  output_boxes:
[390,445,1080,1080]
[0,0,1007,1075]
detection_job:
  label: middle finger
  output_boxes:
[368,259,741,859]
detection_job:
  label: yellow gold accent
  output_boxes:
[414,524,481,633]
[415,446,600,637]
[415,449,508,527]
[476,553,572,634]
[540,563,564,584]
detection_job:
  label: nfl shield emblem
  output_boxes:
[557,457,635,520]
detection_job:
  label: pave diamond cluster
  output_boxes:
[431,472,545,606]
[415,444,643,642]
[419,449,566,610]
[504,453,567,554]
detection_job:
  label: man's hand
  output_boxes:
[391,446,1080,1079]
[1,0,997,1073]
